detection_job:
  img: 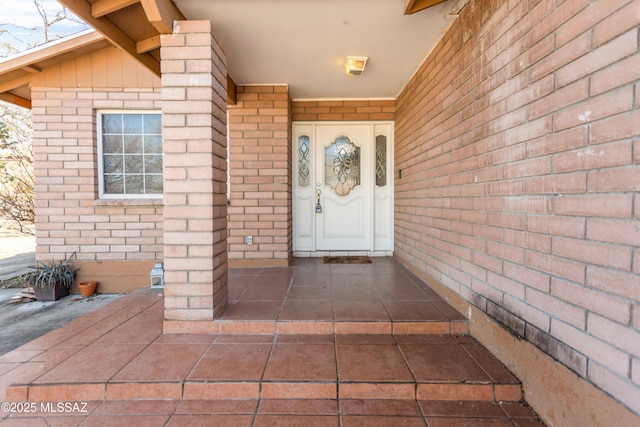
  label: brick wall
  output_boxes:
[161,20,229,321]
[395,0,640,417]
[227,85,292,266]
[31,80,163,291]
[291,100,395,121]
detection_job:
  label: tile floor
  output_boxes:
[208,257,469,336]
[0,258,545,426]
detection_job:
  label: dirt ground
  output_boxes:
[0,219,35,259]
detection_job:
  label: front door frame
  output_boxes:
[292,121,394,255]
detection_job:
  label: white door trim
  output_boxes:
[293,121,394,255]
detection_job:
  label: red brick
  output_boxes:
[553,236,632,270]
[591,53,640,96]
[551,320,629,377]
[553,194,633,218]
[587,265,640,300]
[553,87,633,132]
[532,0,585,44]
[526,127,589,157]
[552,278,630,324]
[526,173,587,194]
[553,141,632,173]
[525,251,585,283]
[504,157,550,178]
[503,294,550,332]
[529,79,589,120]
[586,218,640,246]
[530,32,591,83]
[507,230,551,254]
[527,288,586,329]
[588,313,640,358]
[503,262,550,292]
[593,0,640,47]
[588,167,640,192]
[556,0,620,47]
[556,29,638,88]
[527,215,585,238]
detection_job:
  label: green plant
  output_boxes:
[28,254,76,291]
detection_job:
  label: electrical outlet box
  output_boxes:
[246,235,253,245]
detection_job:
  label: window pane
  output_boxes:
[145,175,163,194]
[376,135,387,187]
[104,155,123,174]
[100,112,162,197]
[102,114,122,134]
[144,135,162,154]
[144,114,162,134]
[103,135,123,154]
[123,114,143,134]
[124,134,143,153]
[125,175,144,194]
[298,135,310,187]
[104,175,123,193]
[145,155,163,173]
[125,155,144,173]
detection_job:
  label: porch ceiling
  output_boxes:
[56,0,460,101]
[175,0,459,100]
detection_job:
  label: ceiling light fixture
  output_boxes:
[345,56,368,76]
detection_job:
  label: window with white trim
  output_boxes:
[97,111,163,198]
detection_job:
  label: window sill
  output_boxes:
[94,198,163,207]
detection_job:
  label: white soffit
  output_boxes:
[175,0,457,100]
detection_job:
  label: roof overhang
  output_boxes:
[0,30,111,109]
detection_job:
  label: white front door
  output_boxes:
[315,124,372,250]
[293,122,393,253]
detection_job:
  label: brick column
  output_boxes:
[161,20,228,323]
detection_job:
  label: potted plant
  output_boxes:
[27,253,76,302]
[78,281,98,298]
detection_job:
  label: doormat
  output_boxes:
[323,256,372,264]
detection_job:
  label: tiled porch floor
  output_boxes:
[0,258,544,426]
[205,257,469,335]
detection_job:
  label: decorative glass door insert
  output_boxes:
[324,135,361,197]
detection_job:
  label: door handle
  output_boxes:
[315,189,322,213]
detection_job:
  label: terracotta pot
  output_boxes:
[78,281,98,298]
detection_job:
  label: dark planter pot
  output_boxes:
[34,282,71,302]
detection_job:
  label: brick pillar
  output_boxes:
[161,20,228,322]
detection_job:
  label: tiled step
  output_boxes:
[0,398,543,425]
[164,319,470,335]
[6,334,522,403]
[8,380,521,402]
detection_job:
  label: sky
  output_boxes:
[0,0,89,56]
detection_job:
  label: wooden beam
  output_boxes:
[140,0,186,34]
[0,76,31,94]
[0,93,31,109]
[58,0,160,75]
[136,35,161,54]
[226,75,236,106]
[22,65,41,73]
[92,0,139,18]
[404,0,448,15]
